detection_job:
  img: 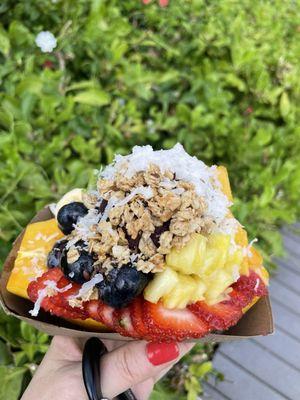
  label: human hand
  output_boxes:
[21,335,194,400]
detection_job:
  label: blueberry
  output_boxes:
[97,265,151,308]
[57,202,88,234]
[47,239,68,269]
[61,249,94,284]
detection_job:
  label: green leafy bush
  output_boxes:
[0,0,299,399]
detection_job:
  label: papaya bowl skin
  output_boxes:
[0,206,273,341]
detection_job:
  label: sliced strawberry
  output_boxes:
[189,299,242,331]
[27,268,86,320]
[131,297,149,337]
[189,272,267,332]
[50,275,86,318]
[232,271,268,299]
[27,268,63,301]
[144,300,210,341]
[113,307,140,338]
[85,300,104,322]
[97,302,115,330]
[228,287,250,308]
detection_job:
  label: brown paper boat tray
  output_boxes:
[0,207,274,342]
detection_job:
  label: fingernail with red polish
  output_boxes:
[146,342,179,366]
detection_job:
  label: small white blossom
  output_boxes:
[35,31,57,53]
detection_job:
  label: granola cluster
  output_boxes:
[66,163,215,275]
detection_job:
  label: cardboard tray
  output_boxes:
[0,207,274,342]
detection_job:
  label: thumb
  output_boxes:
[100,340,194,398]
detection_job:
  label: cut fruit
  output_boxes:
[162,275,204,309]
[85,300,104,323]
[248,247,263,267]
[97,302,115,330]
[166,233,207,275]
[55,188,84,217]
[201,233,231,276]
[113,307,140,338]
[242,296,259,314]
[232,270,268,299]
[235,225,248,247]
[144,267,178,304]
[217,166,233,202]
[205,270,236,304]
[224,248,243,275]
[189,270,268,331]
[49,275,86,318]
[189,299,242,331]
[7,219,64,299]
[144,300,210,341]
[27,268,87,320]
[144,268,206,309]
[66,317,108,331]
[131,297,151,338]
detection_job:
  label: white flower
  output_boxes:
[35,31,57,53]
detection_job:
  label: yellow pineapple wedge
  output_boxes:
[205,270,235,304]
[144,267,178,303]
[166,233,207,275]
[201,233,231,276]
[162,275,206,309]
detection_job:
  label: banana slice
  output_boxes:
[54,188,84,217]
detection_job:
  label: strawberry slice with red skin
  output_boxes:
[85,300,104,323]
[228,288,250,309]
[27,268,86,320]
[113,307,140,338]
[50,275,87,318]
[131,297,150,337]
[144,300,210,342]
[232,271,268,300]
[189,272,268,331]
[27,268,63,301]
[97,302,115,330]
[189,299,242,331]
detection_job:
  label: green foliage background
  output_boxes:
[0,0,300,398]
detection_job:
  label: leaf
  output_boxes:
[0,366,26,400]
[73,89,110,107]
[0,25,10,56]
[279,92,290,118]
[0,340,13,365]
[254,129,272,146]
[66,80,98,92]
[0,108,13,131]
[190,361,213,378]
[20,322,36,342]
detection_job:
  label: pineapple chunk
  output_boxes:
[191,275,206,302]
[162,275,198,309]
[166,233,207,275]
[162,275,206,309]
[205,270,235,303]
[201,233,230,276]
[240,257,249,276]
[224,249,243,276]
[144,267,178,304]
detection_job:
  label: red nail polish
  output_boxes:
[146,342,179,366]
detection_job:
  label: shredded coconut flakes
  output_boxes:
[29,280,72,317]
[100,143,231,226]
